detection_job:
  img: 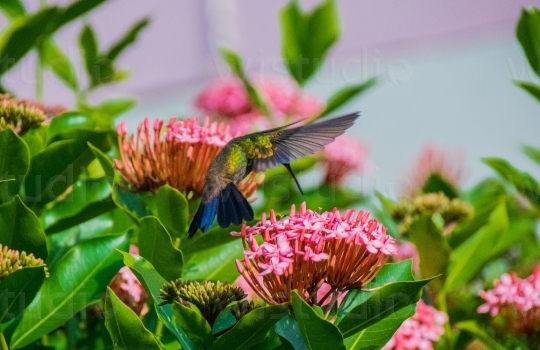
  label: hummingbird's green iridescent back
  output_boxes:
[189,112,360,237]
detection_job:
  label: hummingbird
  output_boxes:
[188,112,359,238]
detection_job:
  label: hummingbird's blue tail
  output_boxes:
[188,183,254,238]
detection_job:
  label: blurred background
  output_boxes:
[3,0,540,198]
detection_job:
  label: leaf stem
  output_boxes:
[0,332,8,350]
[35,0,47,101]
[154,318,164,340]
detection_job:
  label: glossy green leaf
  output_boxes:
[182,239,243,282]
[156,185,189,240]
[180,225,239,259]
[456,321,507,350]
[112,185,147,222]
[422,173,459,199]
[120,252,197,349]
[523,144,540,165]
[275,315,309,350]
[21,126,47,157]
[172,303,213,350]
[89,143,116,181]
[280,0,340,84]
[104,287,164,350]
[0,196,47,260]
[319,78,377,119]
[514,80,540,103]
[0,7,60,77]
[138,216,183,281]
[0,128,30,204]
[219,48,269,115]
[80,98,136,128]
[483,157,540,207]
[0,266,46,323]
[48,112,96,139]
[0,0,25,18]
[445,199,509,291]
[25,130,111,206]
[42,39,79,91]
[517,7,540,77]
[212,304,288,350]
[336,276,432,338]
[107,18,150,60]
[291,291,345,350]
[407,215,450,293]
[43,177,115,234]
[11,234,128,348]
[343,304,415,350]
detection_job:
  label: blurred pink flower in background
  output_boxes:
[109,246,149,317]
[321,135,370,185]
[402,142,465,197]
[383,300,448,350]
[195,76,325,134]
[393,242,420,276]
[477,267,540,336]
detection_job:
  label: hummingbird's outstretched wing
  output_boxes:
[245,112,359,172]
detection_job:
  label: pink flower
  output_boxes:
[109,246,149,317]
[477,267,540,336]
[195,77,325,134]
[402,143,465,197]
[234,202,396,305]
[383,300,447,350]
[321,135,370,185]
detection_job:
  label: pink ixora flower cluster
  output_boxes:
[195,77,325,134]
[477,267,540,336]
[109,246,149,317]
[383,300,448,350]
[234,202,397,306]
[321,135,370,185]
[114,116,263,200]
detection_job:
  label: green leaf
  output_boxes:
[138,216,183,281]
[0,196,47,260]
[0,128,30,204]
[407,215,451,293]
[47,112,96,139]
[0,266,46,323]
[275,315,309,350]
[112,185,147,222]
[42,39,79,91]
[80,23,98,79]
[120,252,197,349]
[24,130,111,207]
[280,0,340,84]
[343,304,415,350]
[11,234,128,348]
[319,78,377,119]
[43,177,115,235]
[523,144,540,165]
[104,287,164,350]
[445,199,509,291]
[516,7,540,77]
[336,276,432,338]
[156,185,189,240]
[80,98,136,128]
[180,226,239,259]
[291,290,345,350]
[212,304,289,350]
[107,18,150,60]
[483,157,540,206]
[89,143,116,181]
[21,125,47,157]
[0,0,26,18]
[0,7,60,77]
[219,48,269,115]
[182,239,243,282]
[514,80,540,103]
[422,173,459,199]
[455,321,507,350]
[54,0,106,28]
[172,303,213,350]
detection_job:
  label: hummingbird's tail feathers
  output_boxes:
[217,183,254,228]
[250,112,360,172]
[188,197,219,238]
[283,163,303,195]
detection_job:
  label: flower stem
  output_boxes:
[35,0,47,101]
[155,318,164,340]
[0,332,8,350]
